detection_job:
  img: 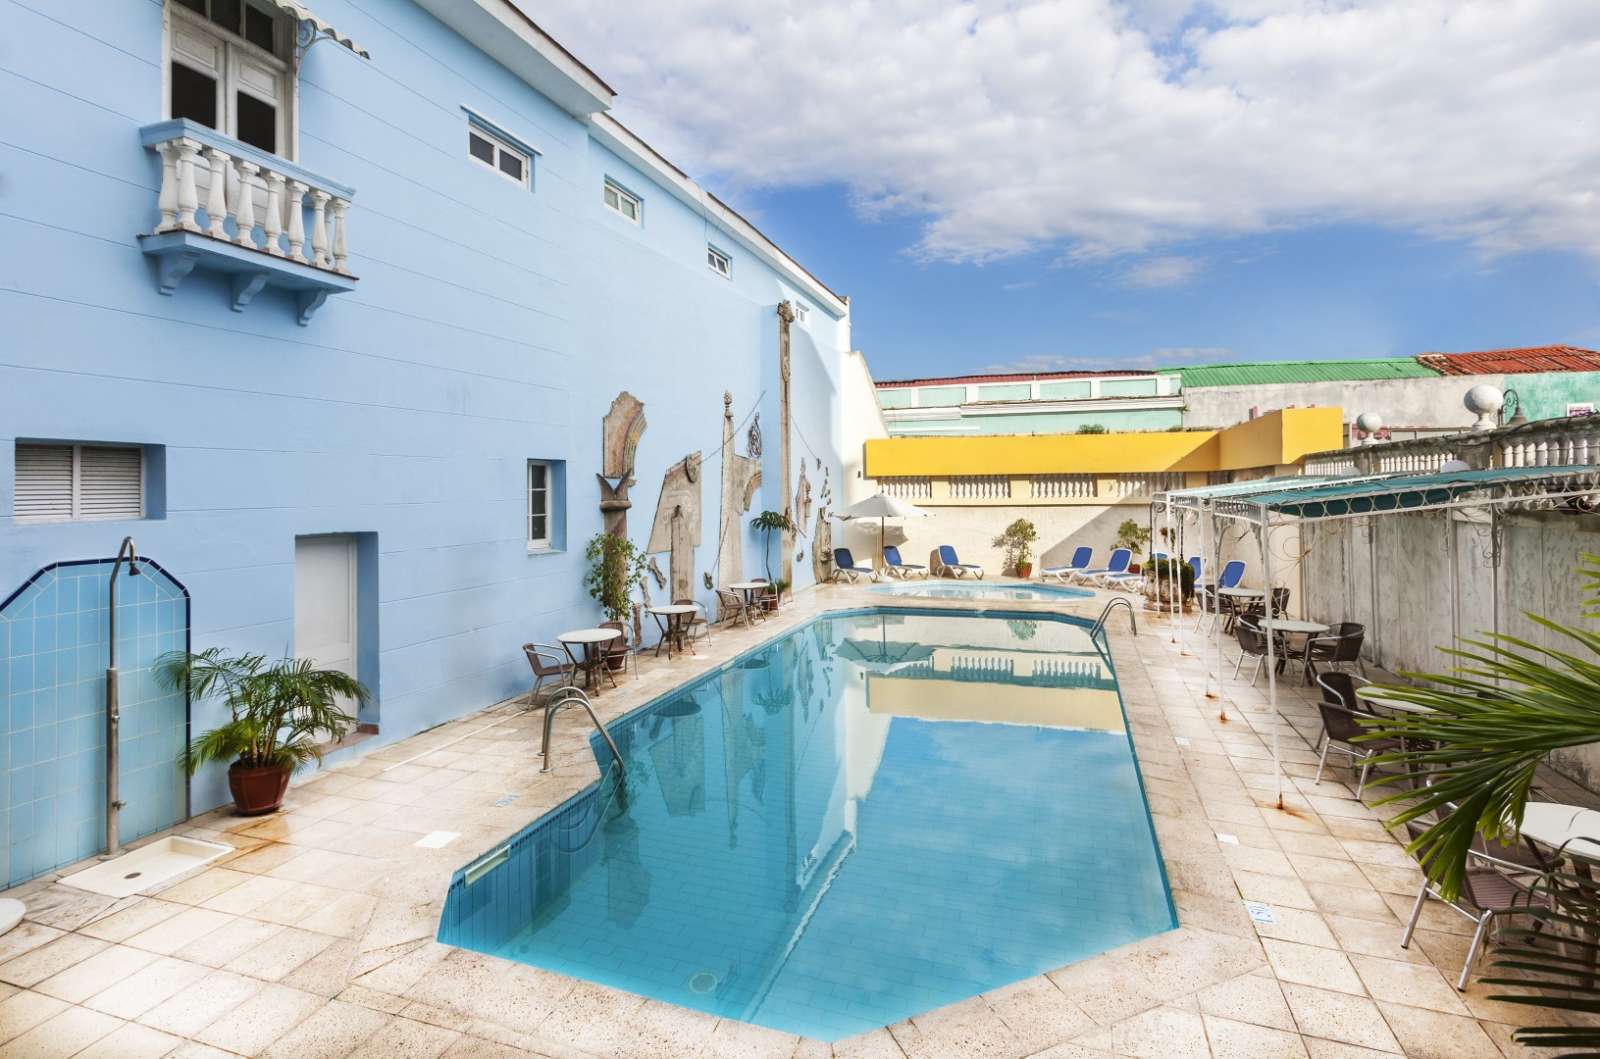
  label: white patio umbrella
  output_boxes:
[833,493,931,568]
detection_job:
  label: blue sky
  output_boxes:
[531,1,1600,382]
[742,184,1600,380]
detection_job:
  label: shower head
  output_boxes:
[127,558,141,576]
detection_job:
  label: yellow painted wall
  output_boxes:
[864,407,1343,476]
[1216,406,1343,470]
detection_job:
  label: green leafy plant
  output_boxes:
[1365,554,1600,1051]
[584,532,648,622]
[992,518,1039,574]
[1147,557,1196,601]
[158,648,364,774]
[1115,519,1152,555]
[752,510,795,582]
[1075,423,1107,434]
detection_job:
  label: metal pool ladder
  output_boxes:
[540,686,626,777]
[1091,597,1138,638]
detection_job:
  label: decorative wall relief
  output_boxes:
[647,556,667,591]
[599,391,646,537]
[647,452,702,602]
[794,461,812,537]
[776,300,795,585]
[718,392,762,585]
[812,506,833,583]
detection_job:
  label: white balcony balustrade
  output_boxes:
[138,119,357,324]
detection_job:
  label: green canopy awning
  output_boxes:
[1224,465,1600,520]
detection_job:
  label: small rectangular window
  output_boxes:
[467,126,530,188]
[603,180,641,224]
[14,443,144,523]
[527,460,550,547]
[794,302,810,323]
[707,245,732,278]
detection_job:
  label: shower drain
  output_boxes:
[123,871,143,880]
[687,971,719,994]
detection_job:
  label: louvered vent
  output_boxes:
[13,443,143,522]
[78,446,144,520]
[14,444,74,522]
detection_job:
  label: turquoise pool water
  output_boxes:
[870,580,1093,603]
[437,608,1173,1040]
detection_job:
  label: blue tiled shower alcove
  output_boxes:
[1,558,190,887]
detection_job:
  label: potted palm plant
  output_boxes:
[159,648,365,815]
[1367,555,1600,1052]
[992,518,1039,578]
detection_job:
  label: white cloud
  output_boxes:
[1118,255,1204,288]
[524,0,1600,265]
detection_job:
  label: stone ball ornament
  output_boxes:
[1464,384,1504,432]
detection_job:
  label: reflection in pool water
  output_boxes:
[437,609,1173,1040]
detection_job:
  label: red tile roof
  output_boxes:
[1416,346,1600,376]
[876,369,1156,389]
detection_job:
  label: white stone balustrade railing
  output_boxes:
[879,476,933,500]
[949,475,1012,500]
[1302,415,1600,476]
[1031,474,1097,499]
[142,120,354,275]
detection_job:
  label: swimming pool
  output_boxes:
[870,580,1093,603]
[437,608,1173,1040]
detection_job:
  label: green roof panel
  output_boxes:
[1166,358,1438,388]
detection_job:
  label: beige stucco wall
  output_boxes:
[1301,510,1600,788]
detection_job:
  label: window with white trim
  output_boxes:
[468,126,530,187]
[167,0,293,156]
[14,444,145,523]
[793,302,810,323]
[706,244,732,278]
[527,460,551,548]
[603,180,641,224]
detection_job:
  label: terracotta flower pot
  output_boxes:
[228,762,292,816]
[1016,562,1033,578]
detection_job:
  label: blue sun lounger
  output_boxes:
[1041,546,1092,583]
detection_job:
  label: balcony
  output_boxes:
[138,119,356,324]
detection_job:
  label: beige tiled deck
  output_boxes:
[2,582,1593,1058]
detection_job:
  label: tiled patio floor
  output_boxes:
[2,583,1594,1058]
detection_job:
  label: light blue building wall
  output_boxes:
[0,0,857,883]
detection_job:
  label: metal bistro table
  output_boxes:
[1353,684,1435,715]
[558,627,621,692]
[727,581,769,620]
[648,604,699,658]
[1260,617,1331,682]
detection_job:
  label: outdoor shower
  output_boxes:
[104,536,141,858]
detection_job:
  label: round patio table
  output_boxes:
[1353,684,1434,714]
[558,627,621,693]
[648,604,699,658]
[1260,618,1329,681]
[727,581,769,617]
[1519,802,1600,862]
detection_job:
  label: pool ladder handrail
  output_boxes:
[540,686,626,777]
[1090,597,1137,639]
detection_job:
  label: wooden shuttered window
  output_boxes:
[14,443,144,522]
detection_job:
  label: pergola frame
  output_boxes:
[1155,466,1600,809]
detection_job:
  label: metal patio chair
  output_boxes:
[522,643,576,705]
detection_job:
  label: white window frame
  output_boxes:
[603,179,642,224]
[527,459,552,550]
[14,443,145,524]
[793,302,810,323]
[467,125,531,188]
[706,244,732,279]
[165,1,296,159]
